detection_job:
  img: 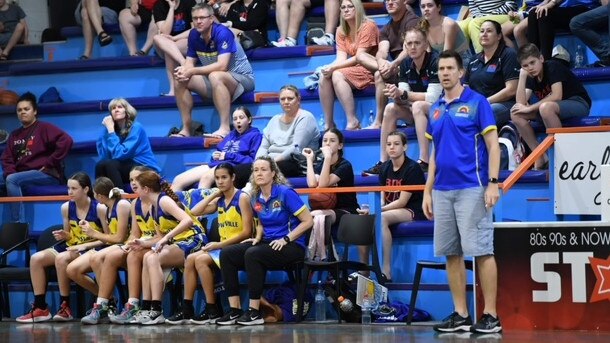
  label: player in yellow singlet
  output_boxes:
[16,172,108,323]
[166,163,254,325]
[129,170,207,325]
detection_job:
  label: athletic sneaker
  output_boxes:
[16,305,52,323]
[236,308,264,326]
[362,161,383,176]
[470,313,502,333]
[127,309,150,324]
[433,312,472,332]
[312,34,335,46]
[109,303,139,324]
[81,303,110,325]
[140,310,165,325]
[271,37,296,48]
[166,310,193,325]
[216,309,243,325]
[191,310,221,325]
[52,301,73,321]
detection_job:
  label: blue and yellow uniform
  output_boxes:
[209,190,247,266]
[154,194,207,255]
[54,200,104,253]
[134,198,156,239]
[177,188,218,211]
[252,184,308,248]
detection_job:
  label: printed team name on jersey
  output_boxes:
[219,220,240,228]
[455,106,471,118]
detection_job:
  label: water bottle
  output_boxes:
[574,45,585,68]
[318,116,325,131]
[368,110,375,127]
[338,296,354,313]
[361,295,372,324]
[315,280,326,322]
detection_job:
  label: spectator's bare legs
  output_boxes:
[510,105,554,169]
[380,103,413,161]
[83,0,105,36]
[324,0,339,36]
[332,71,359,130]
[381,209,414,280]
[141,21,158,54]
[319,74,336,129]
[154,35,188,96]
[81,5,95,58]
[411,101,431,163]
[287,0,310,43]
[209,71,239,137]
[501,21,516,49]
[275,0,291,41]
[514,20,529,48]
[119,8,143,56]
[476,255,498,317]
[171,165,212,191]
[446,255,468,316]
[175,75,204,137]
[357,52,383,129]
[0,21,25,58]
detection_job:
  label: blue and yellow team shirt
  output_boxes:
[105,200,131,243]
[66,199,103,246]
[217,190,245,242]
[134,198,156,239]
[154,194,204,242]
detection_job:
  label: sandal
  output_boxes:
[97,31,113,47]
[136,50,147,56]
[0,53,8,61]
[78,55,89,60]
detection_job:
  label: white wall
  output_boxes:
[13,0,49,44]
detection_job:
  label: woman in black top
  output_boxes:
[216,0,270,42]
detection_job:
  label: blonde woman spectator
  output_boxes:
[318,0,379,130]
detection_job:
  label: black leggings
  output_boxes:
[220,241,305,300]
[233,159,305,189]
[527,6,589,59]
[95,159,136,189]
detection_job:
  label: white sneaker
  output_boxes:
[312,34,335,46]
[271,37,296,47]
[128,309,150,324]
[140,310,165,325]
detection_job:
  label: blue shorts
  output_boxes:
[174,233,205,256]
[432,187,494,257]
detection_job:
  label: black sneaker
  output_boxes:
[216,309,243,325]
[433,312,473,332]
[470,313,502,333]
[166,310,193,325]
[191,310,221,325]
[362,161,383,176]
[236,308,264,326]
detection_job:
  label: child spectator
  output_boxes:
[511,43,591,169]
[172,106,262,191]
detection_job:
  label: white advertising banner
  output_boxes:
[554,132,610,215]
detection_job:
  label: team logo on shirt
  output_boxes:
[456,106,470,117]
[433,109,440,120]
[487,64,497,73]
[254,202,263,213]
[222,41,229,49]
[272,200,281,210]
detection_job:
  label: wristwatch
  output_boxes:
[488,177,499,184]
[283,236,291,243]
[400,89,409,101]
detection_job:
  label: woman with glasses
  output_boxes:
[318,0,379,130]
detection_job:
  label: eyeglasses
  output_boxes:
[192,14,213,21]
[340,4,355,11]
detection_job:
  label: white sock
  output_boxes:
[128,298,139,306]
[96,297,109,306]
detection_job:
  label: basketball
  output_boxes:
[0,90,19,106]
[309,192,337,210]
